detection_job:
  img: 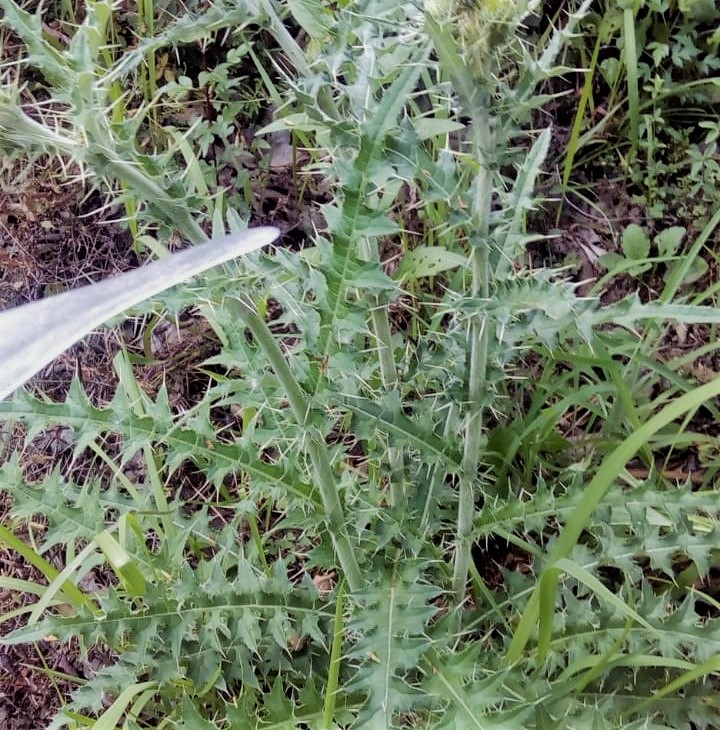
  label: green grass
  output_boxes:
[1,0,720,727]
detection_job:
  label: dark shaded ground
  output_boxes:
[0,494,116,730]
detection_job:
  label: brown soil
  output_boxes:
[0,504,115,730]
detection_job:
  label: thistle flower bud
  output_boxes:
[424,0,455,20]
[426,0,533,77]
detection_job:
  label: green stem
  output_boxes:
[323,580,346,728]
[622,4,639,159]
[359,239,405,507]
[425,17,493,605]
[452,102,493,606]
[228,298,364,592]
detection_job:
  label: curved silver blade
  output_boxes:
[0,227,280,400]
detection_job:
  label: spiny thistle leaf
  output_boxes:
[0,380,319,507]
[347,559,440,727]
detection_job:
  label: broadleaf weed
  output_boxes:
[2,0,720,727]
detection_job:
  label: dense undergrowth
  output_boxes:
[2,0,720,727]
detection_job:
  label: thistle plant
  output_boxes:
[2,0,720,728]
[426,0,515,607]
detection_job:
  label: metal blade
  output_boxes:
[0,227,280,400]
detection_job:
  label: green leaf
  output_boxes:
[286,0,332,38]
[0,521,93,613]
[424,648,525,729]
[655,226,685,257]
[395,246,467,280]
[664,256,708,286]
[599,251,624,271]
[342,396,462,467]
[266,675,294,723]
[495,128,552,275]
[92,681,157,730]
[678,0,720,22]
[348,560,440,726]
[0,229,278,401]
[257,112,326,135]
[412,117,465,141]
[175,695,221,728]
[598,294,720,327]
[95,530,147,599]
[621,224,650,260]
[0,385,320,508]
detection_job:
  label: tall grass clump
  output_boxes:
[2,0,720,727]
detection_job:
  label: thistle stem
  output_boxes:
[229,297,364,593]
[452,102,493,606]
[359,236,406,508]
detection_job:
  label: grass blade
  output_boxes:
[507,375,720,663]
